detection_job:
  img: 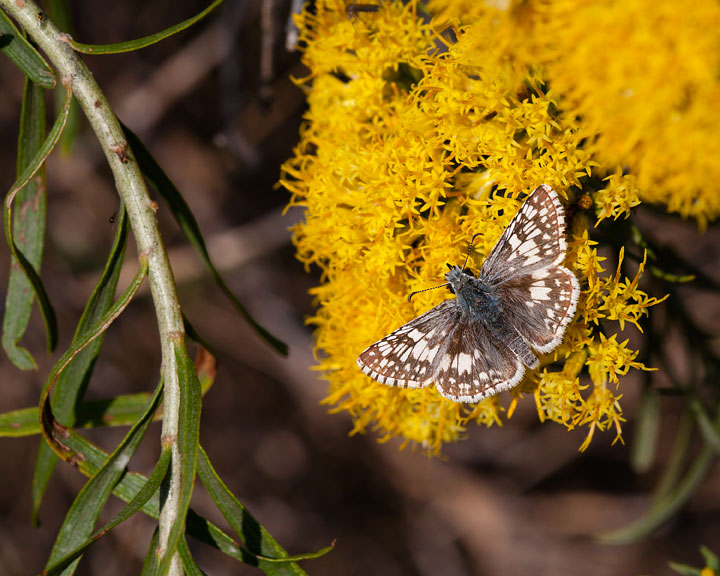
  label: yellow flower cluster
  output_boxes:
[430,0,720,228]
[280,0,696,454]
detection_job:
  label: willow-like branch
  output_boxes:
[1,1,186,573]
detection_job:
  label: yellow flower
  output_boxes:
[598,248,669,332]
[281,0,676,455]
[587,333,646,386]
[532,0,720,229]
[595,173,642,224]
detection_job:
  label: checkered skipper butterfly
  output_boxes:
[357,185,581,403]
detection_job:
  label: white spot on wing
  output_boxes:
[408,328,424,342]
[457,353,472,374]
[530,285,552,300]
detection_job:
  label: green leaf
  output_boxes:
[667,561,702,576]
[700,546,720,571]
[75,390,157,428]
[2,351,216,438]
[652,409,694,503]
[0,406,37,437]
[44,0,80,154]
[32,206,129,524]
[690,398,720,452]
[199,446,333,574]
[121,122,288,356]
[630,384,660,474]
[597,437,717,544]
[43,384,164,576]
[155,342,202,576]
[0,8,55,88]
[58,429,299,569]
[141,529,160,576]
[69,0,225,54]
[3,79,47,370]
[3,81,72,369]
[0,392,152,437]
[177,538,206,576]
[45,449,170,576]
[37,253,148,463]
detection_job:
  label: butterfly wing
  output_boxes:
[357,299,525,402]
[494,265,580,353]
[432,319,525,402]
[357,299,461,389]
[480,185,568,284]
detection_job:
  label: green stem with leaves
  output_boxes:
[0,0,185,572]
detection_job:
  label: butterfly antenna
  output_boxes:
[461,233,483,271]
[407,283,450,303]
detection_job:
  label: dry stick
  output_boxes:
[1,1,186,573]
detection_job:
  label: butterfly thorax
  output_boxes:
[445,266,500,323]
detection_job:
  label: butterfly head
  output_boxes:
[445,265,472,294]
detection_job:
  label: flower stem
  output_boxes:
[1,1,185,573]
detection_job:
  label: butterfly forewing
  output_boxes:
[481,185,567,284]
[357,300,460,388]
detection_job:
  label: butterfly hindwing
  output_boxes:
[433,320,525,402]
[494,265,580,353]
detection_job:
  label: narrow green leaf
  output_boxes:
[44,0,80,154]
[0,392,153,438]
[69,0,225,54]
[32,449,60,527]
[667,562,702,576]
[141,528,160,576]
[43,384,164,576]
[597,435,718,544]
[155,342,202,576]
[121,122,288,356]
[6,81,71,206]
[3,349,216,438]
[0,8,55,88]
[45,448,170,576]
[177,538,206,576]
[3,79,47,370]
[3,81,72,368]
[690,398,720,452]
[56,428,303,569]
[630,384,660,474]
[199,446,333,574]
[0,406,37,437]
[183,314,218,360]
[32,206,129,524]
[37,254,148,463]
[700,545,720,572]
[652,409,694,503]
[75,390,156,428]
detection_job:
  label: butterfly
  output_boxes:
[356,184,581,403]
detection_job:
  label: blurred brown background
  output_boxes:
[0,1,719,574]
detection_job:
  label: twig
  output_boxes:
[1,1,186,573]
